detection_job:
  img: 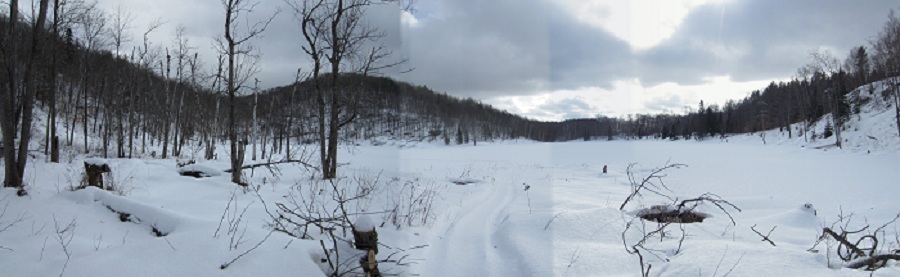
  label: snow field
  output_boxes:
[1,138,899,276]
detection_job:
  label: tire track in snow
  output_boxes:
[424,179,521,276]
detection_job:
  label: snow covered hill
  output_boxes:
[727,79,900,154]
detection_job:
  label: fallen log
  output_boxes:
[847,254,900,270]
[223,159,317,173]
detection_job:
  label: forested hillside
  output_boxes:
[4,1,900,189]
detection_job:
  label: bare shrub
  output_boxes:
[214,190,253,250]
[810,212,900,271]
[620,162,740,277]
[256,169,432,276]
[52,215,77,277]
[105,168,137,196]
[619,162,686,210]
[259,174,378,276]
[0,193,28,251]
[62,165,87,191]
[382,177,443,229]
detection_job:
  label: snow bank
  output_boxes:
[84,158,109,166]
[354,215,375,231]
[70,187,182,236]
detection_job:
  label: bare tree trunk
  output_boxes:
[82,79,89,153]
[286,69,300,160]
[49,0,62,162]
[1,0,22,188]
[221,0,274,185]
[1,0,50,190]
[894,83,900,137]
[832,78,844,149]
[161,52,171,159]
[100,76,110,158]
[252,79,258,161]
[291,0,402,179]
[173,74,185,158]
[323,0,347,179]
[226,2,242,184]
[20,0,51,169]
[67,82,75,145]
[327,75,340,178]
[128,51,137,159]
[208,98,220,160]
[317,78,327,178]
[172,39,188,158]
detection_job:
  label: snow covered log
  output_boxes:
[847,254,900,270]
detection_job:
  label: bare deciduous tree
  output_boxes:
[218,0,277,185]
[1,0,50,193]
[872,10,900,137]
[287,0,407,179]
[808,50,847,148]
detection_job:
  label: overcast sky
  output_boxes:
[90,0,899,121]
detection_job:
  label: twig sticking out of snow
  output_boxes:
[214,190,253,250]
[524,183,532,214]
[676,193,742,225]
[0,195,28,250]
[544,212,565,231]
[52,215,76,277]
[220,230,274,270]
[711,246,746,277]
[750,224,778,247]
[564,247,582,277]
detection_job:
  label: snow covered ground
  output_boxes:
[4,79,900,276]
[2,136,899,276]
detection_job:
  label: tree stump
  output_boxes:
[352,227,379,254]
[353,217,379,277]
[84,159,111,189]
[50,136,59,163]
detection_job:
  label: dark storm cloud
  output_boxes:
[637,0,898,87]
[547,17,634,90]
[402,0,898,97]
[399,0,634,98]
[398,0,551,97]
[109,0,900,99]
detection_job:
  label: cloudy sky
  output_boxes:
[93,0,898,121]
